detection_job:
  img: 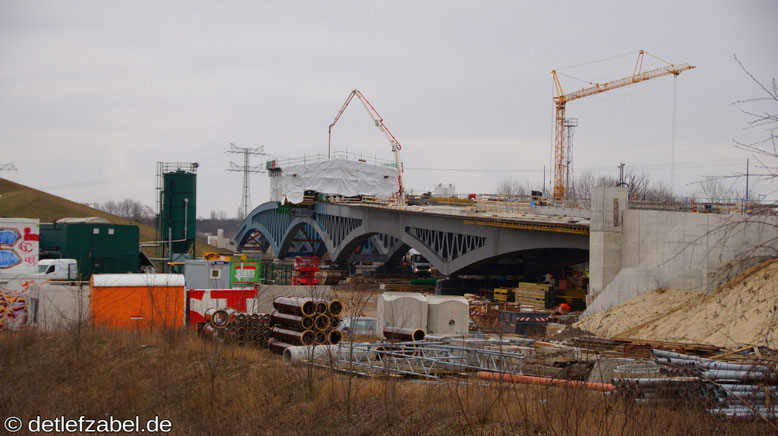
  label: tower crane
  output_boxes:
[551,51,695,200]
[328,89,405,198]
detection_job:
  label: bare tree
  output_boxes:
[572,169,674,205]
[732,54,777,198]
[94,198,155,225]
[495,178,526,199]
[694,179,737,203]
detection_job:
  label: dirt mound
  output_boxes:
[576,258,778,349]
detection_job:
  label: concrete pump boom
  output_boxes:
[328,89,405,198]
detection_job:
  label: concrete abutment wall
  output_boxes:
[586,186,778,316]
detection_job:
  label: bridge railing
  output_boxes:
[268,151,398,168]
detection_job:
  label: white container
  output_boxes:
[0,218,40,274]
[426,295,469,335]
[376,292,428,339]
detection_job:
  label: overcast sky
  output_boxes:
[1,1,776,218]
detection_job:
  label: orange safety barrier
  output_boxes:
[477,371,615,392]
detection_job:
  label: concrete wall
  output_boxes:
[36,283,90,332]
[586,186,778,315]
[0,276,89,332]
[588,187,629,298]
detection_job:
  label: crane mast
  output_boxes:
[551,51,695,200]
[329,89,405,198]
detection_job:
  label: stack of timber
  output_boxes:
[493,287,514,302]
[514,282,551,310]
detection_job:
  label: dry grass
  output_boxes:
[0,330,773,435]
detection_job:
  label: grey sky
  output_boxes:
[1,1,776,218]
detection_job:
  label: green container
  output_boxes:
[39,223,140,280]
[160,171,197,254]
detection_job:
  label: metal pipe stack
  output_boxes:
[199,308,272,348]
[268,296,344,353]
[613,349,777,417]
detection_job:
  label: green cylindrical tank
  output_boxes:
[161,170,196,254]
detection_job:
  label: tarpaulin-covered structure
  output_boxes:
[269,158,399,204]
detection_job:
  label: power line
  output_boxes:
[226,143,266,221]
[405,158,744,174]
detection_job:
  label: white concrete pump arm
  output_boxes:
[328,89,405,198]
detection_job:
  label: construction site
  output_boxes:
[1,3,778,433]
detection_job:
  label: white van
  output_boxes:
[37,259,78,280]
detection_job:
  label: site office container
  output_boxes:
[90,274,185,329]
[40,222,139,280]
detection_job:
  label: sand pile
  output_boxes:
[576,258,778,349]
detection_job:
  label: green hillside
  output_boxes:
[0,177,221,257]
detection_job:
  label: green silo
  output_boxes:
[160,170,197,255]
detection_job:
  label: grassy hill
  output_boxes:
[0,177,221,258]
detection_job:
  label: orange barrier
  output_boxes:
[477,371,615,392]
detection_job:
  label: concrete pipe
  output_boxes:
[271,326,316,346]
[314,314,331,331]
[315,331,327,345]
[282,345,340,365]
[328,299,344,316]
[315,301,328,314]
[273,297,317,317]
[329,316,340,329]
[268,338,294,354]
[328,330,343,345]
[204,308,229,328]
[271,310,315,331]
[383,326,425,342]
[200,324,220,340]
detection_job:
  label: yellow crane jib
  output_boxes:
[551,51,695,200]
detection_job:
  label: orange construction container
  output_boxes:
[90,274,185,330]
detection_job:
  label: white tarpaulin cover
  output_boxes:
[270,158,399,204]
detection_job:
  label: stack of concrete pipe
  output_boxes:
[268,296,344,354]
[199,308,272,348]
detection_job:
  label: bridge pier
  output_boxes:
[588,186,628,304]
